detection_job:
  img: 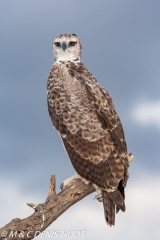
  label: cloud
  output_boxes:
[0,180,44,227]
[1,173,160,240]
[132,100,160,129]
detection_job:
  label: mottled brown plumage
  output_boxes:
[47,33,132,226]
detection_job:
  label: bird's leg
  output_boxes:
[85,182,92,191]
[60,174,78,189]
[93,186,103,202]
[60,172,87,189]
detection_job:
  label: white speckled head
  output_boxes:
[52,33,82,61]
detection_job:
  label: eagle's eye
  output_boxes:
[69,41,77,46]
[54,42,61,47]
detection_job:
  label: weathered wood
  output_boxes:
[48,174,56,196]
[0,175,95,240]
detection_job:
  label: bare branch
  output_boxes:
[0,175,95,240]
[48,174,56,196]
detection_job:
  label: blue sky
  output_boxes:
[0,1,160,239]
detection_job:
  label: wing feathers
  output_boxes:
[68,67,127,156]
[108,189,125,212]
[107,150,125,180]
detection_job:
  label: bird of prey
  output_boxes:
[47,33,133,226]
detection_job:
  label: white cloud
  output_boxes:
[0,180,44,228]
[1,174,160,240]
[132,100,160,129]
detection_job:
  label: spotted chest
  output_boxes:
[47,62,106,136]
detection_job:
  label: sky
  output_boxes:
[0,0,160,239]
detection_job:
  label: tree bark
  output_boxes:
[0,175,95,240]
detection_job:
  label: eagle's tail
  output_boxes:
[102,189,125,226]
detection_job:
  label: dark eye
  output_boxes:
[69,41,77,46]
[54,42,61,47]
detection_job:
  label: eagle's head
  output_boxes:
[52,33,82,61]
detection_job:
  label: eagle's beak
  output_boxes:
[62,41,67,51]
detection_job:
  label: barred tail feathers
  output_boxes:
[102,189,125,226]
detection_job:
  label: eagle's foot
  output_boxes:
[93,187,103,202]
[94,193,103,202]
[85,182,92,191]
[60,173,81,190]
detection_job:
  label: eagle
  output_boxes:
[47,33,133,226]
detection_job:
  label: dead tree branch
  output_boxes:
[0,175,95,240]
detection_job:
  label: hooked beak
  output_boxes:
[62,41,67,51]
